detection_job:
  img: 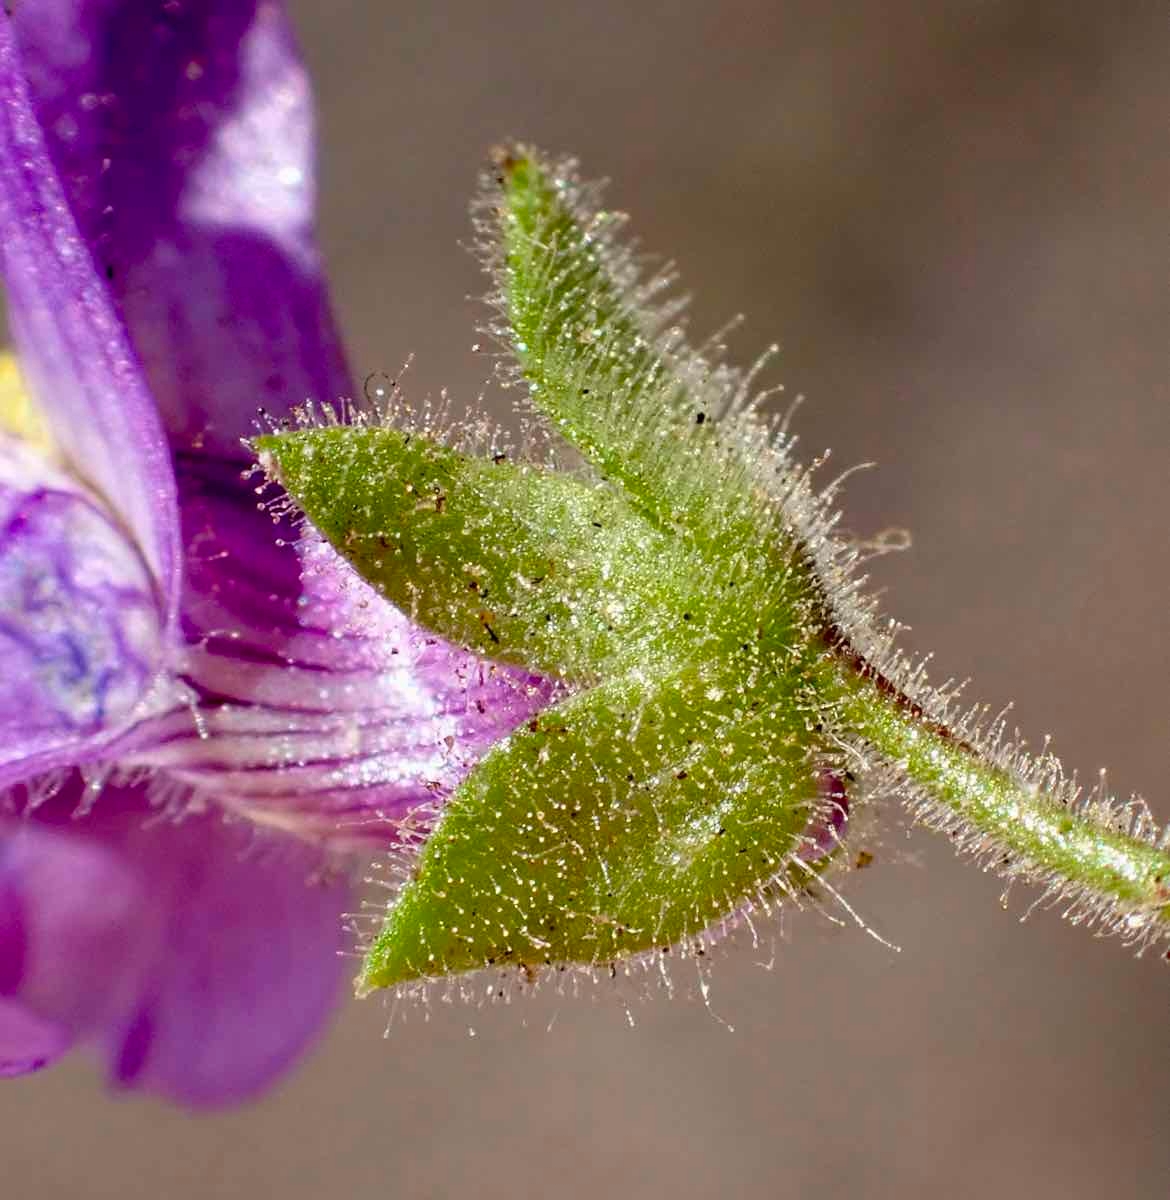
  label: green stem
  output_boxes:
[821,655,1170,939]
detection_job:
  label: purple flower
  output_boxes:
[0,1,550,1105]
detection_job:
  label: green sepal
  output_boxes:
[256,425,806,680]
[359,656,827,991]
[487,148,780,555]
[256,425,726,677]
[253,142,1170,994]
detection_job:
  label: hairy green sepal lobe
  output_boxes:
[360,661,824,991]
[256,426,794,678]
[489,151,789,556]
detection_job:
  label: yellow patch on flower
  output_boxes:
[0,351,54,456]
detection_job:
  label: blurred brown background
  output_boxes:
[4,1,1168,1197]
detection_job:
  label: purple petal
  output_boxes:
[2,775,350,1106]
[0,433,170,789]
[0,998,71,1077]
[0,15,179,605]
[0,810,149,1037]
[99,807,350,1107]
[800,771,850,864]
[11,0,350,458]
[132,459,559,846]
[5,1,557,846]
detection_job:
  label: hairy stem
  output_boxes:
[822,656,1170,941]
